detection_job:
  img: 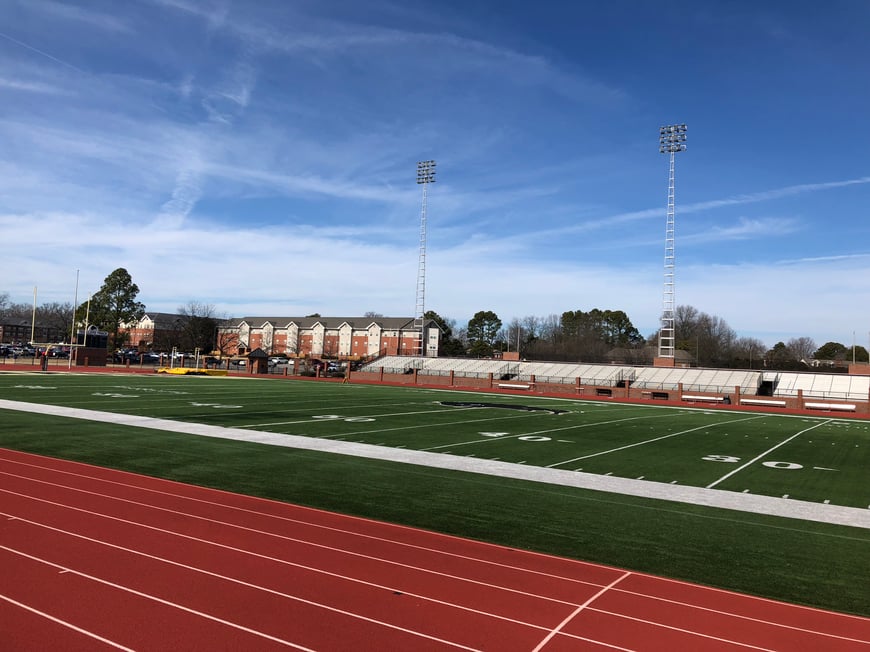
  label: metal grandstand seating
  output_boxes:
[356,357,865,402]
[773,372,870,401]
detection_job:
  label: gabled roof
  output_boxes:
[232,316,423,330]
[127,312,187,329]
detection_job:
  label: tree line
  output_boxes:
[426,306,869,370]
[3,267,867,369]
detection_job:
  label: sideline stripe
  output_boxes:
[0,593,136,652]
[1,401,868,529]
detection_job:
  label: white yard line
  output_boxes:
[548,415,764,467]
[706,419,832,489]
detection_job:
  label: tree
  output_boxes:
[39,302,74,337]
[466,310,501,357]
[849,345,870,363]
[79,268,145,349]
[558,308,642,362]
[765,342,808,370]
[215,319,239,358]
[363,311,383,319]
[177,301,221,353]
[785,337,816,364]
[424,310,465,357]
[814,341,848,362]
[732,336,766,369]
[673,305,736,366]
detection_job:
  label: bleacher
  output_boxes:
[773,372,870,402]
[358,357,767,395]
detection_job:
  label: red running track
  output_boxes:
[1,448,868,651]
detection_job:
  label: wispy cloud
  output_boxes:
[0,29,86,73]
[516,175,870,241]
[684,177,870,212]
[26,0,133,33]
[681,217,801,244]
[0,76,67,94]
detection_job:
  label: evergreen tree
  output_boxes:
[78,268,145,349]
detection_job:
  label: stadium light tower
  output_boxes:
[414,160,436,357]
[657,124,687,362]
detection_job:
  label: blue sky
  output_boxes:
[1,0,869,348]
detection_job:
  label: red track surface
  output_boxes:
[1,448,868,651]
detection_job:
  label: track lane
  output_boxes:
[0,467,618,622]
[0,592,132,652]
[0,498,556,651]
[2,448,869,651]
[616,572,870,642]
[0,545,296,650]
[0,451,623,589]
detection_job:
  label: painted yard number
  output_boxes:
[313,415,375,423]
[704,455,803,470]
[480,432,552,442]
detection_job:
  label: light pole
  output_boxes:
[657,124,687,361]
[414,159,436,358]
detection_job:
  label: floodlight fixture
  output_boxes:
[659,124,687,154]
[416,160,436,184]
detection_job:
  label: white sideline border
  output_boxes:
[1,398,868,531]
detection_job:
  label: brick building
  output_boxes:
[221,316,441,359]
[0,319,67,345]
[122,312,187,350]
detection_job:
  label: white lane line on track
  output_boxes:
[0,475,597,604]
[0,547,315,651]
[587,607,777,652]
[0,592,136,652]
[0,489,569,632]
[0,532,480,651]
[609,588,870,646]
[531,571,632,652]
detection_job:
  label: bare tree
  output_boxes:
[732,336,767,369]
[786,337,816,364]
[177,301,221,352]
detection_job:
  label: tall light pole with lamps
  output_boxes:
[657,124,687,361]
[414,160,436,357]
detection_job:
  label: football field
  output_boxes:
[1,372,869,616]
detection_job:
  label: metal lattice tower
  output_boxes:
[658,124,687,360]
[414,160,436,356]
